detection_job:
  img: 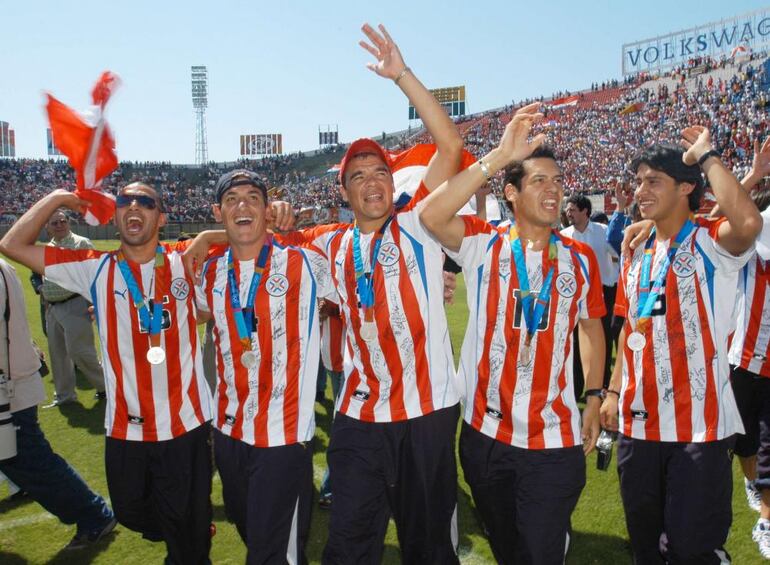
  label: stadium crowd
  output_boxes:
[1,58,767,227]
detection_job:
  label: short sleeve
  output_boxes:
[756,208,770,261]
[196,256,221,313]
[44,247,105,298]
[445,215,499,269]
[614,254,634,319]
[304,248,334,300]
[697,221,754,273]
[578,246,607,320]
[277,223,346,251]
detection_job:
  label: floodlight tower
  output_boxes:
[191,66,208,165]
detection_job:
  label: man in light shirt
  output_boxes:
[39,209,104,407]
[562,194,619,390]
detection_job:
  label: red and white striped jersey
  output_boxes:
[197,243,332,447]
[449,216,605,449]
[283,185,460,422]
[44,243,212,442]
[321,300,344,373]
[729,256,770,377]
[614,220,749,442]
[729,210,770,377]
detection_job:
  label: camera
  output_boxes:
[0,371,16,461]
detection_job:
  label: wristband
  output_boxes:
[605,389,620,398]
[584,389,604,401]
[479,159,491,181]
[697,149,720,167]
[393,67,411,85]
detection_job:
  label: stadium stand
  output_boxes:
[0,54,767,227]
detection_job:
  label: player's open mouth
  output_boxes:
[542,198,558,211]
[638,198,656,210]
[363,193,383,203]
[125,215,144,235]
[234,216,253,225]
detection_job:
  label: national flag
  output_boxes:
[328,142,499,219]
[731,44,749,58]
[549,95,579,110]
[390,143,501,220]
[45,71,121,225]
[620,102,645,115]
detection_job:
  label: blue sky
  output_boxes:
[0,0,765,163]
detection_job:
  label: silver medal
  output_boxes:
[627,331,647,352]
[241,351,257,369]
[360,321,378,342]
[146,346,166,365]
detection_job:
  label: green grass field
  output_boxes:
[0,240,761,563]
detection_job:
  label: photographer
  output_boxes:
[0,258,115,550]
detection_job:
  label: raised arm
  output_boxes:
[360,23,462,190]
[0,189,88,274]
[681,126,761,255]
[710,136,770,217]
[419,103,545,251]
[741,136,770,191]
[607,183,631,254]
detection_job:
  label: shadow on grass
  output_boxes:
[0,551,26,565]
[45,529,119,564]
[212,502,229,524]
[57,400,104,436]
[0,491,34,513]
[567,530,632,563]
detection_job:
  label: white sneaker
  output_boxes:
[747,478,763,513]
[753,520,770,560]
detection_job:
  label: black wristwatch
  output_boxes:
[584,389,604,400]
[697,149,721,167]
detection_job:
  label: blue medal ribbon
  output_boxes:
[636,220,694,332]
[352,217,392,320]
[509,224,559,345]
[226,237,272,352]
[116,245,165,349]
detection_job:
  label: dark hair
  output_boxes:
[752,189,770,213]
[566,194,592,216]
[630,143,704,212]
[502,145,558,191]
[591,211,609,224]
[501,145,558,212]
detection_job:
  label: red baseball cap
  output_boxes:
[338,138,392,186]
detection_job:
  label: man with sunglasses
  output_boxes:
[0,183,218,564]
[39,208,105,407]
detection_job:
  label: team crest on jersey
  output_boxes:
[377,242,400,267]
[555,272,577,298]
[265,273,289,297]
[170,278,190,300]
[672,252,696,278]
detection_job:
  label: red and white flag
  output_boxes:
[390,143,501,220]
[45,71,121,225]
[550,95,579,110]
